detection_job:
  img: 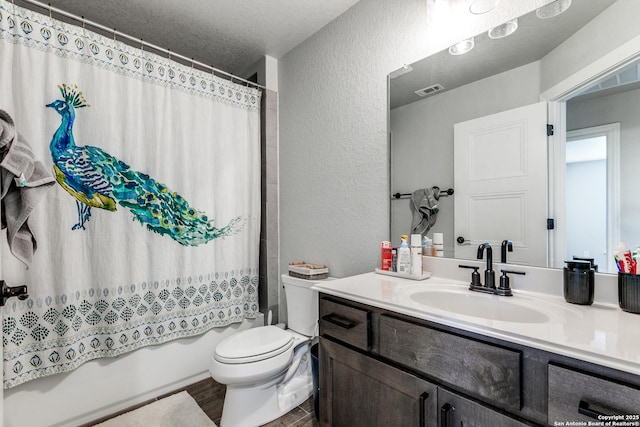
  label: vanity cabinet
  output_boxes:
[318,294,640,427]
[319,297,533,426]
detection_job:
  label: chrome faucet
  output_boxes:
[501,240,513,263]
[477,243,495,291]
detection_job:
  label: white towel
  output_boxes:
[0,109,56,266]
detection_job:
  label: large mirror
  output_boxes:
[389,0,640,274]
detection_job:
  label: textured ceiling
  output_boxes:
[27,0,360,77]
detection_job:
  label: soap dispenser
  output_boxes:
[397,236,411,273]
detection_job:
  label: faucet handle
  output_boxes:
[459,265,481,289]
[496,270,525,297]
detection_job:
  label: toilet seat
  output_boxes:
[214,325,294,364]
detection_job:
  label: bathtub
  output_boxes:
[3,315,263,427]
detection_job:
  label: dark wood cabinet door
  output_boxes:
[437,388,533,427]
[320,337,437,427]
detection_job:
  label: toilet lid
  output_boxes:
[214,326,294,364]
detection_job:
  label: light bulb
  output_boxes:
[488,18,518,39]
[449,37,475,56]
[536,0,572,19]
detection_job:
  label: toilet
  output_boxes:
[209,274,324,427]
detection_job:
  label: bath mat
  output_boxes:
[95,391,216,427]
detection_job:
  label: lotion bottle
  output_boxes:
[397,236,411,273]
[422,236,433,257]
[433,233,444,257]
[410,234,423,276]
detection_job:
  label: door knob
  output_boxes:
[0,280,29,306]
[456,236,471,245]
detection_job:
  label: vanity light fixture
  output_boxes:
[449,37,474,56]
[488,18,518,39]
[536,0,571,19]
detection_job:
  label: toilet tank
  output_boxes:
[282,274,327,336]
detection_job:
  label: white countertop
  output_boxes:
[312,272,640,376]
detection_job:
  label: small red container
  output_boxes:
[381,241,392,271]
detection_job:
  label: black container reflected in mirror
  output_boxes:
[563,260,594,305]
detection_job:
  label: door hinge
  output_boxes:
[547,218,555,230]
[547,124,554,136]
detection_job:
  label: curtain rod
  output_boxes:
[13,0,266,90]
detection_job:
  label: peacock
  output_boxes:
[46,84,240,246]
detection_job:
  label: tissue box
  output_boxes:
[288,262,329,280]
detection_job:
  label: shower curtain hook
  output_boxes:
[48,2,52,18]
[191,58,194,69]
[113,28,116,41]
[140,39,144,51]
[81,16,85,29]
[168,49,171,60]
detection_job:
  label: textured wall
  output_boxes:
[277,0,553,282]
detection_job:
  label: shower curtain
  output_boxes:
[0,1,261,388]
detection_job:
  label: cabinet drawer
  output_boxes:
[438,388,531,427]
[379,315,521,410]
[548,364,640,423]
[319,298,369,351]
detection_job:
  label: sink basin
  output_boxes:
[409,288,551,323]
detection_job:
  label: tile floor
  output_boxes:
[87,377,319,427]
[186,378,319,427]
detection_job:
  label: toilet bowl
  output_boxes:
[209,274,327,427]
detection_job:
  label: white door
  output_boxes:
[564,124,620,273]
[454,102,548,266]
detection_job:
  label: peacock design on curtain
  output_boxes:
[46,84,240,245]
